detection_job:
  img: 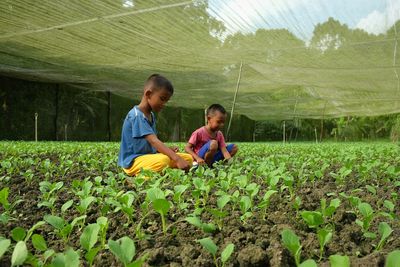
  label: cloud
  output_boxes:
[356,1,400,34]
[208,0,321,38]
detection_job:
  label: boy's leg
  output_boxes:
[169,152,193,168]
[197,140,218,166]
[213,143,237,162]
[123,153,170,176]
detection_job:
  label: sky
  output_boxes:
[207,0,400,40]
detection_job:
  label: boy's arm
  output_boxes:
[185,143,205,164]
[145,134,189,170]
[220,146,232,160]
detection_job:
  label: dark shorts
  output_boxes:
[197,140,235,164]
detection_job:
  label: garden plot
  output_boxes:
[0,142,399,266]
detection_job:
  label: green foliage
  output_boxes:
[385,250,400,267]
[281,229,301,266]
[375,222,393,251]
[108,236,146,267]
[197,238,235,267]
[11,241,28,267]
[329,255,350,267]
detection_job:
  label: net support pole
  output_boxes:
[226,61,243,141]
[34,112,38,142]
[283,120,286,144]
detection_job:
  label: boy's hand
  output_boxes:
[176,157,190,170]
[196,158,206,165]
[170,146,179,152]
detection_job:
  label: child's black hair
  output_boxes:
[145,74,174,95]
[206,104,226,116]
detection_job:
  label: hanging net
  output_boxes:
[1,0,400,119]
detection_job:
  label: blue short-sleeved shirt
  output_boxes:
[117,106,157,168]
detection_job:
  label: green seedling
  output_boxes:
[330,166,352,184]
[380,200,396,220]
[173,185,189,210]
[145,187,172,234]
[97,217,109,249]
[258,190,277,219]
[108,236,147,267]
[375,222,393,251]
[207,194,231,230]
[0,238,11,260]
[11,240,28,267]
[44,214,86,244]
[281,229,317,267]
[192,178,212,207]
[293,196,302,216]
[239,196,252,223]
[366,185,377,195]
[321,198,341,219]
[197,238,234,267]
[153,198,171,235]
[300,211,324,229]
[329,255,350,267]
[11,221,45,243]
[38,181,64,213]
[76,196,97,215]
[0,187,23,224]
[61,200,74,214]
[49,248,80,267]
[355,202,376,238]
[385,250,400,267]
[317,228,332,260]
[281,229,302,266]
[185,216,217,233]
[80,223,100,266]
[31,234,48,252]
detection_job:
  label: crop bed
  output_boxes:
[0,142,399,267]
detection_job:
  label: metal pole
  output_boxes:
[226,61,243,141]
[283,120,286,144]
[34,112,38,142]
[314,127,318,143]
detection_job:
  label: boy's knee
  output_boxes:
[155,155,171,170]
[231,144,238,155]
[209,140,218,152]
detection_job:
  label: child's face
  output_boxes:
[207,111,227,131]
[147,88,172,112]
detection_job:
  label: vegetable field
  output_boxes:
[0,142,399,267]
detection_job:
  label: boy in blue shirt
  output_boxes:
[118,74,192,176]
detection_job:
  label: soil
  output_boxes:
[0,151,399,267]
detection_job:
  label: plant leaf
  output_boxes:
[0,238,11,259]
[329,254,350,267]
[32,234,47,251]
[11,241,28,267]
[221,243,234,263]
[80,223,100,251]
[198,238,218,256]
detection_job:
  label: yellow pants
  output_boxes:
[123,153,193,176]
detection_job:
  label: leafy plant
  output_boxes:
[197,238,234,267]
[281,229,318,267]
[49,247,80,267]
[317,228,332,260]
[44,214,86,244]
[80,223,100,266]
[385,250,400,267]
[185,216,217,233]
[300,211,323,229]
[38,181,64,213]
[0,187,23,224]
[375,222,393,251]
[329,255,350,267]
[108,236,147,267]
[355,202,376,238]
